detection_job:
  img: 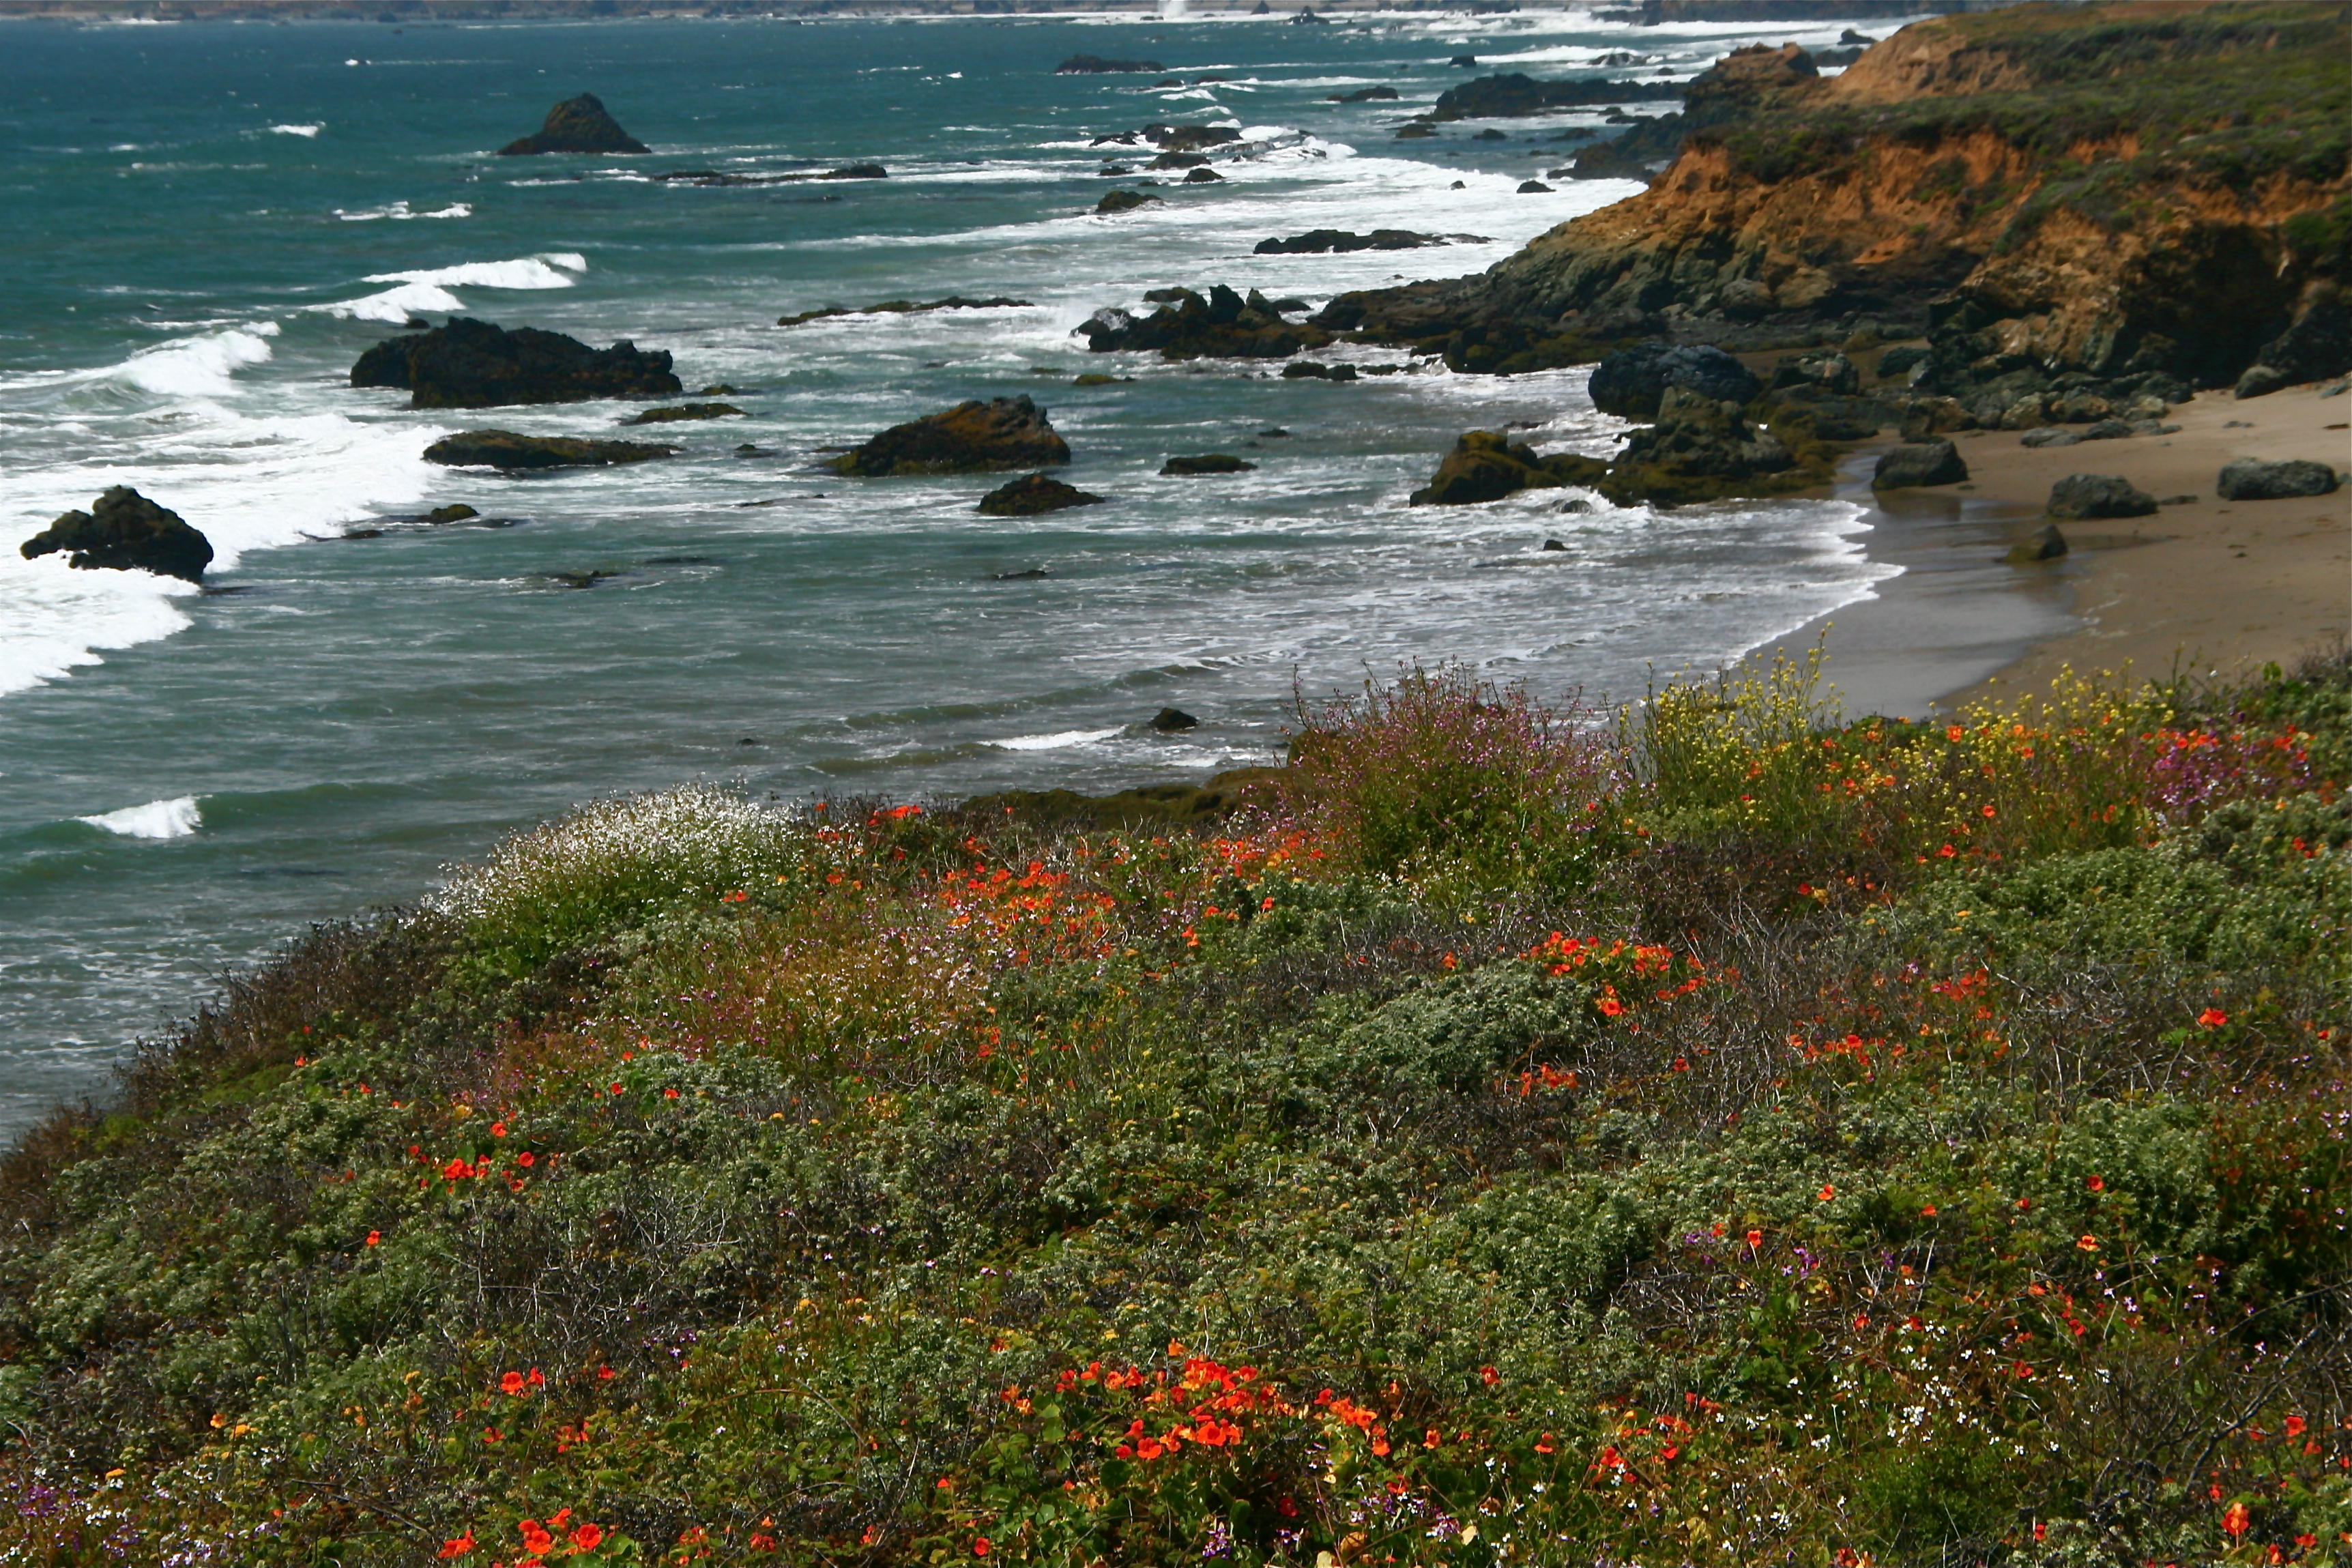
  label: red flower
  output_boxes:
[1745,1229,1763,1251]
[500,1371,526,1397]
[519,1520,554,1554]
[972,1538,990,1558]
[597,1365,615,1381]
[1534,1432,1555,1455]
[437,1532,477,1558]
[568,1523,604,1552]
[2087,1174,2104,1193]
[665,1088,680,1100]
[489,1122,508,1139]
[518,1152,536,1167]
[1595,996,1625,1018]
[2286,1415,2307,1437]
[2222,1501,2250,1539]
[1817,1183,1836,1202]
[2198,1008,2229,1028]
[365,1230,380,1247]
[1479,1366,1500,1386]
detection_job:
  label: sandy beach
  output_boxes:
[1752,377,2351,720]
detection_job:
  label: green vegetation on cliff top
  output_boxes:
[4,645,2351,1566]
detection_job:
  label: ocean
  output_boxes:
[0,6,1898,1140]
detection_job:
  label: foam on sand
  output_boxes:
[77,796,202,839]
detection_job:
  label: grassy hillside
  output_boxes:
[3,649,2351,1567]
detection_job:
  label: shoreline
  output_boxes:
[1742,379,2352,721]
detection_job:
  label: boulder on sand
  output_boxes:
[2004,523,2069,564]
[1587,343,1760,419]
[2216,457,2341,501]
[351,318,680,410]
[497,93,650,156]
[2046,474,2157,519]
[1409,431,1608,506]
[830,396,1071,476]
[422,431,681,470]
[978,473,1103,516]
[19,486,212,582]
[1871,440,1968,490]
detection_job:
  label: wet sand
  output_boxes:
[1747,378,2352,718]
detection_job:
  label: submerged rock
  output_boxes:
[1150,707,1199,731]
[1077,285,1334,360]
[424,503,480,523]
[1057,54,1166,73]
[2216,458,2342,501]
[977,473,1103,516]
[1328,86,1400,102]
[351,318,680,410]
[1408,431,1608,506]
[1160,454,1255,476]
[1096,190,1163,216]
[1282,361,1359,381]
[777,296,1030,328]
[19,486,212,582]
[1587,343,1760,420]
[2046,474,2157,519]
[1871,439,1967,490]
[422,431,681,470]
[830,396,1071,476]
[497,93,650,156]
[622,403,744,425]
[2005,523,2070,563]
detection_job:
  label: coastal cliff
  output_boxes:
[1326,2,2350,397]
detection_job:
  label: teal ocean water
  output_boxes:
[0,8,1897,1138]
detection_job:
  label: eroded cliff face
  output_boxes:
[1442,3,2351,390]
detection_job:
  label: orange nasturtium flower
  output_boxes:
[2198,1008,2229,1028]
[436,1532,476,1559]
[2222,1500,2251,1539]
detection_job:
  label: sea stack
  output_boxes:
[497,93,650,156]
[19,487,213,582]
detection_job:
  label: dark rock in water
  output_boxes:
[623,402,744,425]
[1518,180,1554,194]
[1255,229,1439,255]
[656,164,885,187]
[818,163,888,181]
[1260,427,1291,438]
[497,93,649,156]
[1409,431,1608,506]
[978,472,1104,516]
[734,444,776,458]
[777,295,1029,328]
[1475,128,1509,142]
[1097,189,1163,216]
[424,431,680,471]
[1396,124,1440,140]
[1072,373,1131,386]
[1079,284,1335,360]
[1150,707,1198,732]
[1541,538,1568,551]
[2216,458,2342,501]
[1432,72,1679,121]
[1871,439,1967,490]
[351,317,680,410]
[1151,151,1210,169]
[1058,54,1166,73]
[425,503,480,523]
[1449,54,1478,67]
[2047,474,2157,519]
[2005,524,2069,564]
[1131,123,1243,153]
[831,396,1069,476]
[1329,86,1400,102]
[1283,361,1358,381]
[1602,388,1796,505]
[543,569,620,590]
[1771,349,1859,396]
[20,486,212,581]
[1588,343,1761,419]
[1161,454,1255,476]
[993,568,1052,581]
[1184,167,1225,184]
[1291,8,1328,23]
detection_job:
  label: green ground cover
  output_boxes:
[3,650,2349,1567]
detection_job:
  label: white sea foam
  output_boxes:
[334,200,472,222]
[78,796,201,840]
[989,727,1124,751]
[108,322,279,398]
[270,122,323,138]
[313,252,584,321]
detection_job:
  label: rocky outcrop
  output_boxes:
[19,487,212,581]
[1256,229,1443,255]
[497,93,649,156]
[622,403,743,425]
[424,504,480,523]
[776,296,1032,328]
[1586,343,1760,418]
[1430,72,1681,121]
[2216,458,2342,502]
[830,397,1069,476]
[1409,431,1608,506]
[1096,190,1162,216]
[1603,386,1798,504]
[1058,55,1165,73]
[1328,86,1399,103]
[2234,282,2351,397]
[1093,124,1244,154]
[351,319,680,410]
[1283,362,1358,381]
[2046,474,2156,520]
[1079,286,1333,360]
[1161,454,1255,476]
[423,431,680,470]
[978,473,1103,515]
[1871,439,1967,489]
